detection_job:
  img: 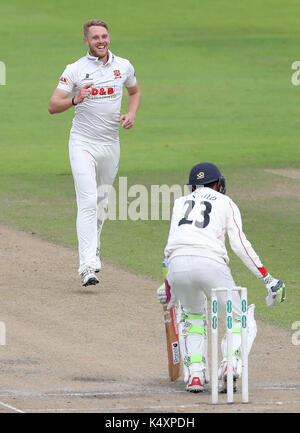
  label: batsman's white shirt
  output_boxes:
[165,186,265,279]
[57,50,137,144]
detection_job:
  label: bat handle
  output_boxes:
[162,261,171,304]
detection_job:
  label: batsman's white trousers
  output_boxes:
[167,255,242,321]
[167,255,256,377]
[69,136,120,274]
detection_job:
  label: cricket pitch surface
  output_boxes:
[0,225,299,413]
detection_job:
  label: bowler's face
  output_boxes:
[84,26,110,60]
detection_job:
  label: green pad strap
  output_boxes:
[232,326,242,334]
[182,324,205,337]
[183,354,203,367]
[186,314,205,320]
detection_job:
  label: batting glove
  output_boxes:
[261,273,286,307]
[156,281,177,309]
[157,283,168,304]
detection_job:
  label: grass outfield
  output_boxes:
[0,0,299,329]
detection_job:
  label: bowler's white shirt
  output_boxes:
[57,50,137,144]
[164,187,265,278]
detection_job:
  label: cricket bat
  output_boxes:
[162,263,181,381]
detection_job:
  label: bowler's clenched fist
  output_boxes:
[74,83,94,105]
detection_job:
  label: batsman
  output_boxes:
[157,162,286,393]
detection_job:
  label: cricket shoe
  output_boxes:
[218,360,239,394]
[186,374,205,393]
[81,267,99,287]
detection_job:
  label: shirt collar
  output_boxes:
[86,50,114,65]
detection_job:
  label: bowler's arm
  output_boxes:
[49,83,93,114]
[127,83,141,117]
[120,83,141,129]
[48,88,73,114]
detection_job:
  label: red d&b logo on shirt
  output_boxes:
[91,86,115,97]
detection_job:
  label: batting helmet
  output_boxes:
[188,162,226,194]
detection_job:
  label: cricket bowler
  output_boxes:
[157,162,286,392]
[48,19,141,286]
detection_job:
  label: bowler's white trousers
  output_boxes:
[69,136,120,274]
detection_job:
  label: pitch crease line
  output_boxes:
[0,400,25,413]
[0,389,186,398]
[25,403,203,412]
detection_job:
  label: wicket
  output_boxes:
[211,287,248,404]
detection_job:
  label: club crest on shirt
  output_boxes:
[59,76,67,83]
[113,69,122,79]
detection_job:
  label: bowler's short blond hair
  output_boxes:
[83,19,109,37]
